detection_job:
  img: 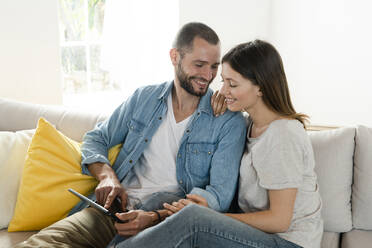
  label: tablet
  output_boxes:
[68,188,125,223]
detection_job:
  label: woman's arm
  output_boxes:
[165,188,297,233]
[226,188,297,233]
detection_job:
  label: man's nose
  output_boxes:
[201,68,214,82]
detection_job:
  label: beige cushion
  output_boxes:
[321,232,340,248]
[352,125,372,229]
[341,229,372,248]
[309,127,355,232]
[0,130,34,229]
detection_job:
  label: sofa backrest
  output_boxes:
[0,98,108,142]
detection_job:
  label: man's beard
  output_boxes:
[176,62,211,97]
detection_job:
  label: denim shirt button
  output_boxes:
[186,129,190,133]
[145,138,148,142]
[178,153,181,158]
[208,151,211,155]
[179,180,183,184]
[129,160,133,163]
[158,117,162,120]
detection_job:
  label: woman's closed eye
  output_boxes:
[229,81,237,88]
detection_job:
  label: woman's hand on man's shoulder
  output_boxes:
[211,90,227,117]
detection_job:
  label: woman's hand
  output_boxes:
[185,194,208,207]
[163,194,208,216]
[211,90,227,117]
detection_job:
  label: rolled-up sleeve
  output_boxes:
[81,90,139,175]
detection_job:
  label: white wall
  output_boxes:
[179,0,271,90]
[0,0,62,105]
[180,0,372,126]
[1,0,371,125]
[269,0,372,126]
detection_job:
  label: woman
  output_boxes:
[116,40,323,248]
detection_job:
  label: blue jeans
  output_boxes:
[115,204,303,248]
[107,191,185,248]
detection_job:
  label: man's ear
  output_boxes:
[170,48,178,66]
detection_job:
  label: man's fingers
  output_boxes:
[96,188,108,206]
[119,192,128,211]
[116,211,138,222]
[117,230,137,237]
[114,220,139,237]
[95,189,103,206]
[104,190,117,209]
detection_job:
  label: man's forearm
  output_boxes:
[87,162,119,182]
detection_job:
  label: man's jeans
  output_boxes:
[116,204,303,248]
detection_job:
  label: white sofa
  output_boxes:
[1,97,372,248]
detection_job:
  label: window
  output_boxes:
[58,0,178,113]
[59,0,118,112]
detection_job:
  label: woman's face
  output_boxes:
[220,63,262,112]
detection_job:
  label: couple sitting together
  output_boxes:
[17,22,323,248]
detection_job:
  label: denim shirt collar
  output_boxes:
[158,80,214,116]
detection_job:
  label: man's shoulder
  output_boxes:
[218,110,246,122]
[211,110,246,129]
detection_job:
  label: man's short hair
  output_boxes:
[173,22,220,55]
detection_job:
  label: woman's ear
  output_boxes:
[257,88,263,97]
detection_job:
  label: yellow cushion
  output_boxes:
[8,118,121,232]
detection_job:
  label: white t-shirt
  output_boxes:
[123,92,192,207]
[239,118,323,248]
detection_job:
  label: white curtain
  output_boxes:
[101,0,179,99]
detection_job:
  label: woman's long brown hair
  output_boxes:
[222,40,308,127]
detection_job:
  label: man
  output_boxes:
[16,22,246,248]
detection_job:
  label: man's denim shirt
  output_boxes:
[72,81,246,214]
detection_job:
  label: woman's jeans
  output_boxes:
[115,204,302,248]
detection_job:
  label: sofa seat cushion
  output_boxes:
[341,229,372,248]
[321,232,340,248]
[0,229,37,247]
